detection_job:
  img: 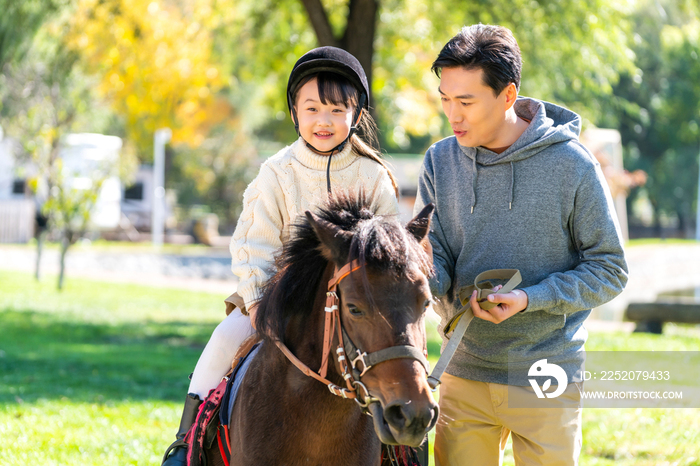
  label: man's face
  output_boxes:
[439,67,509,149]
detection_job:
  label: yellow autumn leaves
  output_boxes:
[66,0,232,151]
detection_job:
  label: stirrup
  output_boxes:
[162,438,188,465]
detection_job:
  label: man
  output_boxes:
[414,24,628,465]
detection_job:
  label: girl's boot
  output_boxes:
[161,393,202,466]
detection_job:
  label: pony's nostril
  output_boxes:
[428,404,440,430]
[384,402,410,429]
[385,401,436,431]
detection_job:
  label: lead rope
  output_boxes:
[427,269,522,390]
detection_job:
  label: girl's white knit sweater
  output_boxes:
[229,138,399,309]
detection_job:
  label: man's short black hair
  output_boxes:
[432,24,522,96]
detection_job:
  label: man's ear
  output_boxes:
[306,211,352,262]
[503,83,518,111]
[406,204,434,255]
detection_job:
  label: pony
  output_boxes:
[225,192,439,466]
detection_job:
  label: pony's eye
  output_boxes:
[347,304,363,316]
[423,299,433,310]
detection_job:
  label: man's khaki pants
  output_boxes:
[434,373,582,466]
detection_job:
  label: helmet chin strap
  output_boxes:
[291,100,365,194]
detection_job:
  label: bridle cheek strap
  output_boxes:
[276,257,430,408]
[320,259,362,379]
[275,259,363,399]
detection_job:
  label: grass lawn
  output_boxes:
[1,270,699,465]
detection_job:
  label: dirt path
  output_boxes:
[0,244,236,295]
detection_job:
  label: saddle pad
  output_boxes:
[220,343,261,426]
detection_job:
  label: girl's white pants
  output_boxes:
[187,309,254,399]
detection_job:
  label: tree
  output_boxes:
[299,0,379,108]
[211,0,636,152]
[67,0,232,155]
[606,0,700,234]
[45,152,118,289]
[0,0,66,69]
[66,0,258,232]
[0,13,124,288]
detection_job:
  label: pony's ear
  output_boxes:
[306,211,352,261]
[406,203,434,259]
[406,203,434,243]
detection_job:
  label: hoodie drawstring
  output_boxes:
[509,161,514,210]
[470,156,477,214]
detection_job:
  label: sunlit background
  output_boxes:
[1,0,699,247]
[1,1,700,465]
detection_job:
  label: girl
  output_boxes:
[162,46,400,465]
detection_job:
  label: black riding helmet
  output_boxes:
[286,46,370,156]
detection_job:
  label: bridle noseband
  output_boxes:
[275,259,430,410]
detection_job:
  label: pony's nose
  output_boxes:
[384,400,439,436]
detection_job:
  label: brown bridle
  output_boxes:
[275,259,430,409]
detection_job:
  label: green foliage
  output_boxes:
[2,0,697,233]
[376,0,636,149]
[0,9,128,289]
[45,160,104,234]
[209,0,315,145]
[607,0,700,230]
[0,4,119,172]
[44,152,118,290]
[169,127,258,231]
[0,26,105,159]
[209,0,635,153]
[0,0,67,69]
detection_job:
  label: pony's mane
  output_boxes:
[254,191,430,341]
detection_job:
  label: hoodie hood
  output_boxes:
[457,97,582,212]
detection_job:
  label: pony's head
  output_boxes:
[256,192,438,446]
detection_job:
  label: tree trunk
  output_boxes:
[298,0,380,118]
[341,0,379,93]
[298,0,339,47]
[651,202,662,238]
[35,230,44,281]
[677,209,687,238]
[58,231,70,290]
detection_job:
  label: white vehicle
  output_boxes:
[0,131,123,243]
[59,133,123,230]
[0,127,35,243]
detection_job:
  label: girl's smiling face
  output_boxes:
[294,77,355,155]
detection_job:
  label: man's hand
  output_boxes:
[471,288,528,324]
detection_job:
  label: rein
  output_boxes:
[275,259,430,409]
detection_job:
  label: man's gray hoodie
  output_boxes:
[414,97,628,384]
